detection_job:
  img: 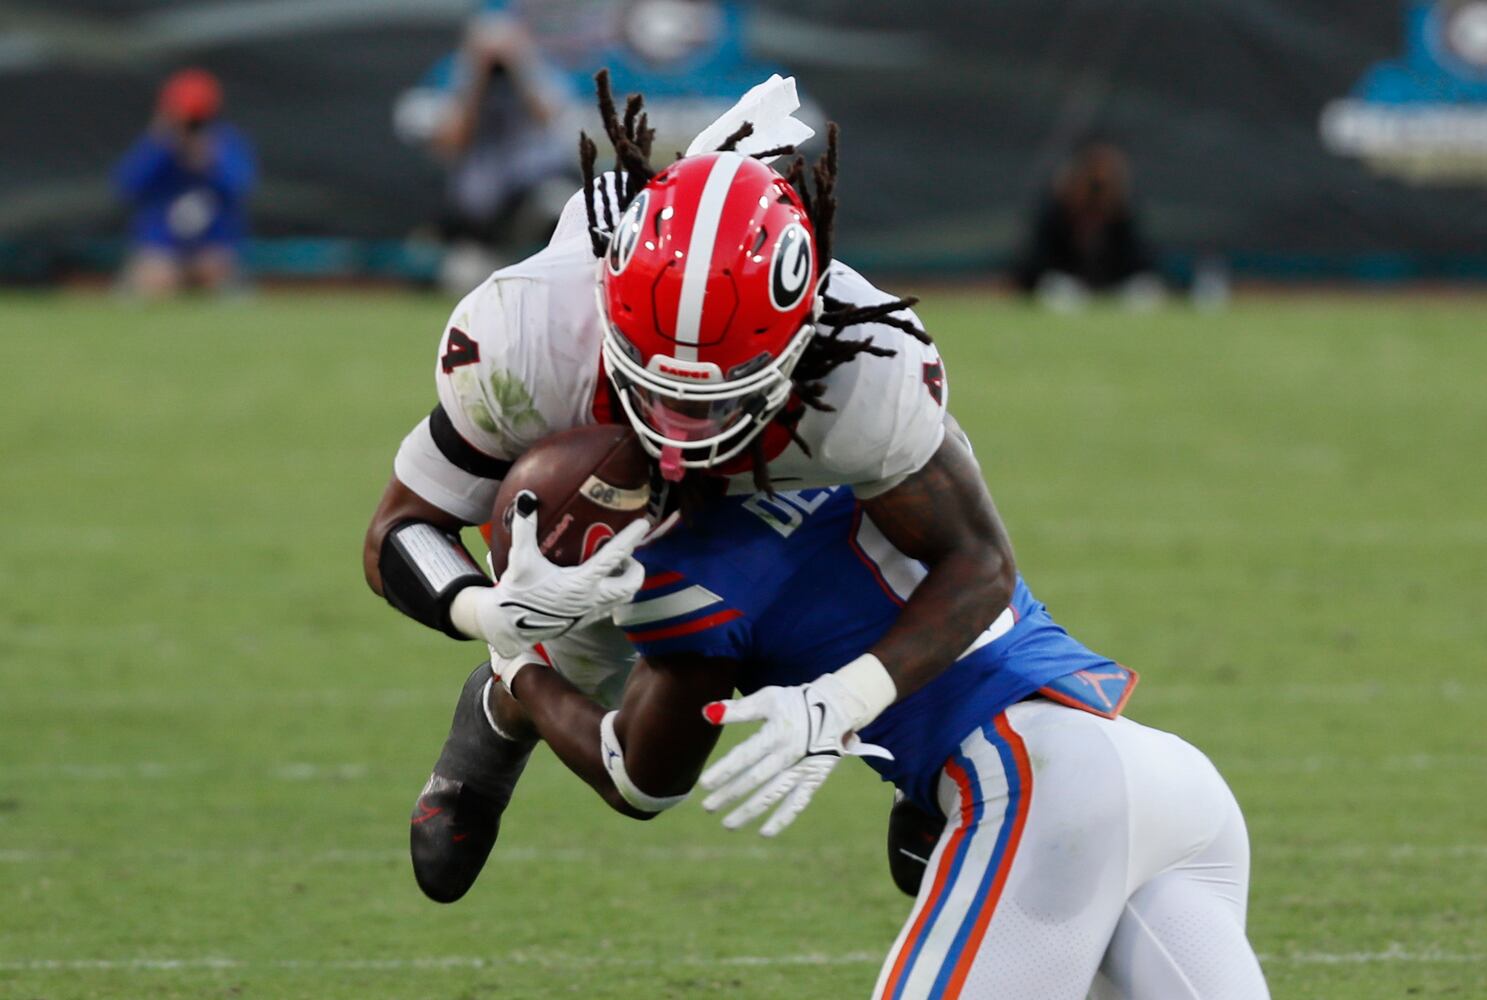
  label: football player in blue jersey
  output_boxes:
[494,470,1270,999]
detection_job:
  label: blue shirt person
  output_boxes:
[113,69,257,294]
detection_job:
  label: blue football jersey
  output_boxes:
[617,487,1134,814]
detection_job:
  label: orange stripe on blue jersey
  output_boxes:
[616,572,749,656]
[624,608,745,644]
[639,570,685,592]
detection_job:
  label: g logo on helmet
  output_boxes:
[608,191,650,275]
[769,222,814,312]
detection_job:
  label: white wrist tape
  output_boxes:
[832,653,898,729]
[491,648,546,696]
[599,711,688,814]
[449,586,528,659]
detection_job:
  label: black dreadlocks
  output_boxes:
[580,69,933,495]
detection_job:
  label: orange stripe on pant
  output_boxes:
[941,713,1035,998]
[877,756,977,999]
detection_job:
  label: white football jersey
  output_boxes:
[393,190,948,526]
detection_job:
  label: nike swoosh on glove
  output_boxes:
[455,490,647,659]
[697,658,895,837]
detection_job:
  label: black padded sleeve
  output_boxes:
[379,520,492,639]
[428,405,515,481]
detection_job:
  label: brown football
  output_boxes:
[487,424,652,576]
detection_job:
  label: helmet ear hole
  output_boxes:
[654,205,673,235]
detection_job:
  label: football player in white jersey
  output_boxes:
[362,75,1269,998]
[364,74,1004,901]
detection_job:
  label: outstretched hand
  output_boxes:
[697,675,892,837]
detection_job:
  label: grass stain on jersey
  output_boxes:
[488,369,548,441]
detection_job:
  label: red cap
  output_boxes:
[158,68,222,124]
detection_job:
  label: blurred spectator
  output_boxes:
[1012,142,1163,311]
[113,69,257,297]
[401,8,578,291]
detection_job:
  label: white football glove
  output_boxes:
[698,655,896,837]
[451,490,647,659]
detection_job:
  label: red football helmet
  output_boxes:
[598,152,820,480]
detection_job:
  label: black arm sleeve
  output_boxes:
[378,519,493,639]
[428,405,515,481]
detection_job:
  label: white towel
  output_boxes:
[552,76,815,249]
[685,75,815,162]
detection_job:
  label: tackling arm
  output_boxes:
[860,414,1017,697]
[510,653,738,819]
[696,415,1015,834]
[363,474,472,597]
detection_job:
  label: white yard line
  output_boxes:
[1220,752,1487,774]
[0,952,881,973]
[5,679,1485,713]
[0,760,373,781]
[5,748,1483,784]
[1263,843,1487,861]
[2,687,455,711]
[1134,681,1487,706]
[0,843,783,865]
[3,841,1484,866]
[1,948,1482,974]
[1263,944,1487,965]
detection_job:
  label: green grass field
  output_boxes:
[2,289,1484,999]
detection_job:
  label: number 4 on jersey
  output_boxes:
[922,361,945,405]
[441,328,480,373]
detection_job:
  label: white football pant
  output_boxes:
[873,699,1269,1000]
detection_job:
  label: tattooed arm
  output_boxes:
[693,416,1016,834]
[860,414,1017,697]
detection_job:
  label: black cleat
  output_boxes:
[411,662,535,904]
[886,791,947,898]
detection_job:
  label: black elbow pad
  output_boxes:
[378,520,492,639]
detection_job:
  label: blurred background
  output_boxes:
[4,0,1487,292]
[3,4,1486,999]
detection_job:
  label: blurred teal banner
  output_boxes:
[2,0,1486,279]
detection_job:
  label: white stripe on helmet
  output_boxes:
[673,154,746,363]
